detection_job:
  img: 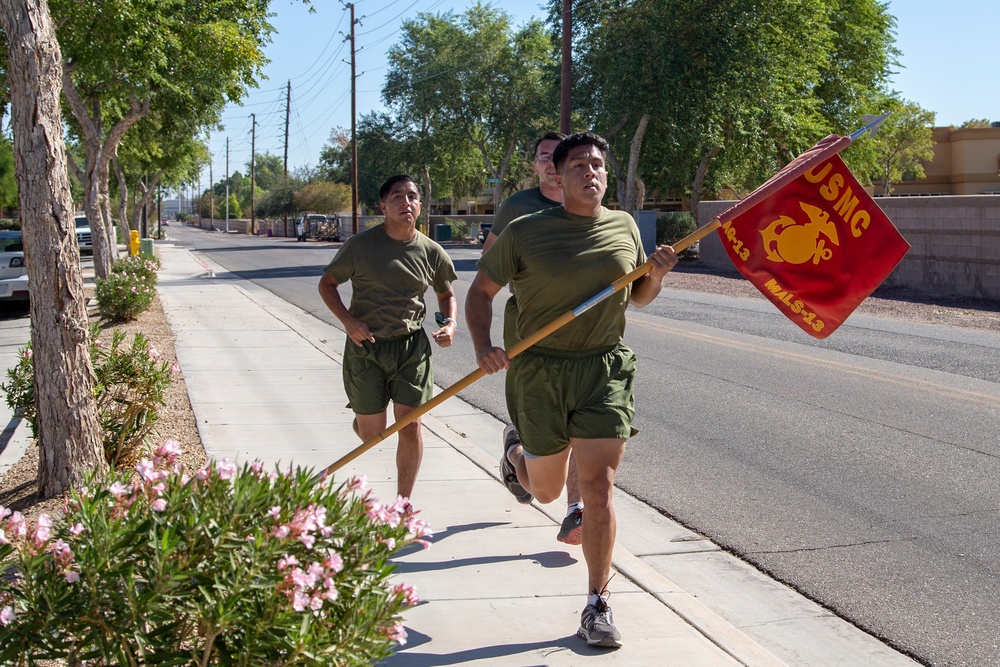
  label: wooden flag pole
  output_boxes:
[320,218,722,478]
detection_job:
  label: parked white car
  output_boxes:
[0,230,29,304]
[74,215,93,253]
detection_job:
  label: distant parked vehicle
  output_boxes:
[477,222,492,243]
[74,215,93,254]
[296,213,341,242]
[0,230,29,304]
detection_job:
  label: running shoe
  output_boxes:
[501,425,532,504]
[556,507,583,545]
[577,594,622,648]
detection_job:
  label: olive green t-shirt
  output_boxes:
[490,186,561,237]
[478,207,645,351]
[324,224,457,340]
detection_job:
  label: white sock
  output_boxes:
[587,592,606,607]
[566,502,583,517]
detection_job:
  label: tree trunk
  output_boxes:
[1,0,108,497]
[690,145,721,225]
[421,163,432,235]
[624,113,650,212]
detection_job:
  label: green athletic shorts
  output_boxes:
[343,328,433,415]
[505,342,638,457]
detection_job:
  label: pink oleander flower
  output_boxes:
[195,467,211,481]
[292,591,310,612]
[151,499,167,512]
[277,554,298,571]
[216,458,237,481]
[379,537,396,550]
[273,525,291,539]
[170,361,180,373]
[109,481,130,499]
[0,529,8,545]
[346,474,368,492]
[392,583,420,607]
[268,506,282,520]
[65,571,80,584]
[0,505,10,522]
[325,553,344,574]
[70,523,85,537]
[33,515,53,544]
[0,605,14,626]
[155,439,182,463]
[136,459,157,482]
[387,621,407,645]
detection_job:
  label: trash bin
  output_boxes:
[434,224,452,242]
[139,238,154,257]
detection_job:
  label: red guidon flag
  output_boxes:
[715,136,910,339]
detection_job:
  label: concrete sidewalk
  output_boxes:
[152,240,919,666]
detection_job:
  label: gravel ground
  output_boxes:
[2,260,997,526]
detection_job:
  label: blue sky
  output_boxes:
[203,0,1000,187]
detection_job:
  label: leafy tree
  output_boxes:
[294,181,350,215]
[871,98,935,195]
[384,3,558,216]
[960,118,992,128]
[50,0,298,278]
[248,152,286,192]
[567,0,899,218]
[318,128,351,184]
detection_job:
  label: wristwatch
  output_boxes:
[434,312,457,327]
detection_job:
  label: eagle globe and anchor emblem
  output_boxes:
[760,201,840,265]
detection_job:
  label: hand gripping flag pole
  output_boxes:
[321,114,902,477]
[319,222,719,478]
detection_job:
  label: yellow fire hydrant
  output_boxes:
[129,230,140,256]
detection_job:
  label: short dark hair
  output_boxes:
[533,132,567,156]
[552,132,610,171]
[379,175,420,202]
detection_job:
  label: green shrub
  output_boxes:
[1,323,175,468]
[656,211,697,246]
[95,254,160,322]
[0,453,427,664]
[444,218,470,240]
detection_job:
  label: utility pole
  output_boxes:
[560,0,572,134]
[250,113,257,236]
[225,137,230,234]
[349,3,359,235]
[283,80,291,237]
[209,160,214,231]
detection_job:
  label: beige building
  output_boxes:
[886,124,1000,196]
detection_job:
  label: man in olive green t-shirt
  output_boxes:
[467,133,678,648]
[319,175,458,506]
[484,131,588,547]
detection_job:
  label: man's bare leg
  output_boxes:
[354,407,421,500]
[568,437,625,593]
[393,403,422,499]
[558,454,584,544]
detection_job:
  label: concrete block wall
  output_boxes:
[698,196,1000,301]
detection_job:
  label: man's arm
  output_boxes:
[465,271,509,374]
[630,245,679,307]
[430,287,458,348]
[318,273,375,345]
[481,231,499,254]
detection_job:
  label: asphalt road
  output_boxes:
[166,225,1000,667]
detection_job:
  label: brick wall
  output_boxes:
[698,196,1000,301]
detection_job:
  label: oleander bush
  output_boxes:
[1,323,175,468]
[0,448,427,665]
[95,254,161,321]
